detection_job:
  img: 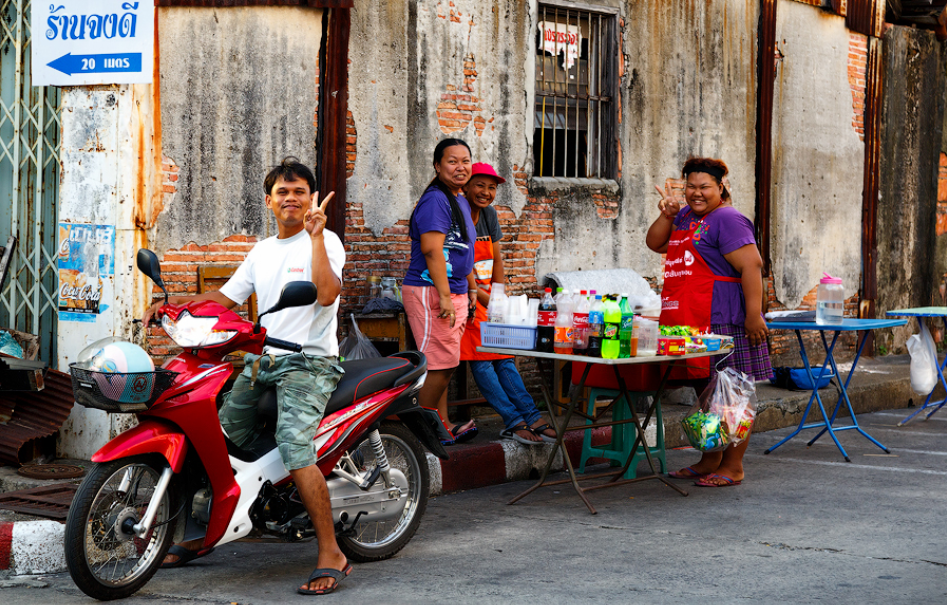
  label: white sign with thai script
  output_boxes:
[539,21,580,70]
[32,1,154,86]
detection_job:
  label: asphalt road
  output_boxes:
[2,408,945,604]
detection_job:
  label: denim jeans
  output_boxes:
[469,358,541,430]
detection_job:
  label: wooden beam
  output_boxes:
[318,8,350,242]
[754,0,778,279]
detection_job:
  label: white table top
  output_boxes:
[475,347,728,365]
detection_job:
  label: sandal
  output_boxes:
[500,424,541,446]
[297,563,353,595]
[668,466,703,480]
[441,419,478,446]
[160,545,215,569]
[530,423,557,444]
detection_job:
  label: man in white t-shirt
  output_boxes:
[142,157,350,595]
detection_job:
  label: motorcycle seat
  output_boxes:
[257,355,417,421]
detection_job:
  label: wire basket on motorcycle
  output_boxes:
[68,338,177,413]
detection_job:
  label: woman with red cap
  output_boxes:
[646,157,771,487]
[459,162,557,445]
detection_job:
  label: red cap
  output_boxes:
[469,162,507,184]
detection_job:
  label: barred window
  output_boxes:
[534,3,617,180]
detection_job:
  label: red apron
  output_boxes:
[659,208,741,379]
[460,235,510,361]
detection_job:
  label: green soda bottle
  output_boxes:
[601,296,621,359]
[618,294,635,358]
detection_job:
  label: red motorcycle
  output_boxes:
[63,249,447,601]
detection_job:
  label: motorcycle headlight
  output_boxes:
[162,312,237,348]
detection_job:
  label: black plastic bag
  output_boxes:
[339,314,381,361]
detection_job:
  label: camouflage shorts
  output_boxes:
[219,353,344,471]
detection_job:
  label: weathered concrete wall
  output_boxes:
[544,0,759,281]
[876,26,946,351]
[347,0,758,294]
[770,2,864,309]
[156,7,322,254]
[348,0,531,233]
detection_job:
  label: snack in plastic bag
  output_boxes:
[338,314,381,361]
[680,367,757,451]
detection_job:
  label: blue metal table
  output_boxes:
[886,307,947,425]
[765,318,907,461]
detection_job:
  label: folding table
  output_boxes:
[764,318,907,461]
[477,346,726,514]
[886,307,947,425]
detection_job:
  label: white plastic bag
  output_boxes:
[907,321,938,395]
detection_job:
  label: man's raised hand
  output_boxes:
[305,191,335,238]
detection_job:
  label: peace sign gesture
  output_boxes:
[305,191,335,238]
[655,183,681,220]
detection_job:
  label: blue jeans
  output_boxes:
[469,358,541,430]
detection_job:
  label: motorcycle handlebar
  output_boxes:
[264,336,303,353]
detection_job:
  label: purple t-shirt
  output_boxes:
[404,186,476,294]
[672,205,757,325]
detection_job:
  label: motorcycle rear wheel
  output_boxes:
[64,455,176,601]
[337,421,429,562]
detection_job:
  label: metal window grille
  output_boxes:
[534,3,617,179]
[1,0,62,363]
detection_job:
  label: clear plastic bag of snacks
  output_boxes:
[680,368,757,451]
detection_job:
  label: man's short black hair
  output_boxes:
[264,157,316,196]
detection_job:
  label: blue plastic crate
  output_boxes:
[480,323,537,350]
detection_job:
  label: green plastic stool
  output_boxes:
[578,388,666,479]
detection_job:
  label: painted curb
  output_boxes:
[0,520,66,576]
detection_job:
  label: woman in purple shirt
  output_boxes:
[403,139,479,444]
[646,157,772,487]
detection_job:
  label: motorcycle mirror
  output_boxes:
[255,281,317,333]
[136,249,168,305]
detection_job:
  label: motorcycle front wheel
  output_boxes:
[337,421,430,562]
[64,455,177,601]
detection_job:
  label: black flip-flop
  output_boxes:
[160,545,215,569]
[500,424,541,446]
[530,423,557,444]
[297,563,353,595]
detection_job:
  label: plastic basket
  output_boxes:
[480,323,537,350]
[70,364,178,413]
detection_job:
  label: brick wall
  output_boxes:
[847,33,868,142]
[145,236,259,364]
[938,153,947,237]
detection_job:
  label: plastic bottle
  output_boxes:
[554,294,574,355]
[537,288,557,352]
[587,295,604,358]
[816,273,844,325]
[487,283,507,324]
[618,294,636,358]
[637,317,658,357]
[601,296,622,359]
[572,290,590,355]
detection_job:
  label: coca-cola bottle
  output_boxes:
[572,290,590,355]
[537,287,557,352]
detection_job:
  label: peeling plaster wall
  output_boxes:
[876,26,946,350]
[351,0,757,282]
[156,7,322,254]
[349,0,530,234]
[770,2,864,308]
[546,0,759,280]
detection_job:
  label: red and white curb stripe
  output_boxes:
[0,521,66,576]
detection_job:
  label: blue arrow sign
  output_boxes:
[47,53,142,76]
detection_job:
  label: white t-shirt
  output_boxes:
[220,229,346,356]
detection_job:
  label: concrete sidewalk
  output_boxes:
[0,354,936,577]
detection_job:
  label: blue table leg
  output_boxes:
[899,317,947,426]
[808,328,889,455]
[765,329,849,459]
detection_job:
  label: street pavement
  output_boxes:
[1,407,945,604]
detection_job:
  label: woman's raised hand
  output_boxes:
[655,184,681,219]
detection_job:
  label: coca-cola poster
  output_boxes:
[58,223,115,315]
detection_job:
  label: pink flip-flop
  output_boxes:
[694,473,742,487]
[667,466,703,480]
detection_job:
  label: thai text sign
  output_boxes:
[32,2,154,86]
[539,21,580,70]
